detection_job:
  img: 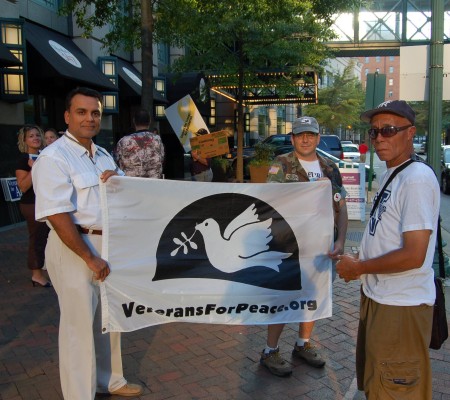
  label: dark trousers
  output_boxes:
[19,203,49,270]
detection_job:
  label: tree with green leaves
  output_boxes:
[61,0,359,180]
[409,101,450,139]
[155,0,359,181]
[303,61,366,135]
[60,0,156,119]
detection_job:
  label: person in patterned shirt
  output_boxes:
[115,109,165,178]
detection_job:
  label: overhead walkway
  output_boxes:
[329,0,450,56]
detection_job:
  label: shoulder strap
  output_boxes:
[370,155,445,278]
[437,217,446,278]
[370,159,415,217]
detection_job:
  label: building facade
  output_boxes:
[0,0,188,226]
[357,55,400,100]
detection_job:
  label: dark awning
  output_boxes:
[24,22,117,92]
[0,42,21,67]
[116,58,167,103]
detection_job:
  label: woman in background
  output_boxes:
[16,125,51,287]
[43,128,59,146]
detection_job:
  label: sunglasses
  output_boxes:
[368,125,412,139]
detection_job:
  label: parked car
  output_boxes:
[342,144,360,162]
[272,145,376,182]
[261,134,292,147]
[262,133,344,159]
[341,140,353,145]
[441,145,450,194]
[413,138,425,154]
[318,135,344,159]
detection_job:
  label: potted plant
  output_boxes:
[248,142,275,183]
[211,156,230,182]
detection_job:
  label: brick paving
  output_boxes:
[1,219,450,400]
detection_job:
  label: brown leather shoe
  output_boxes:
[110,383,143,397]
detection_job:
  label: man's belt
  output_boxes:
[76,225,102,235]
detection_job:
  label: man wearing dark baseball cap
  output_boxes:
[337,100,439,399]
[360,99,415,125]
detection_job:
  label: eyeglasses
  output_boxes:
[368,125,412,139]
[293,132,318,140]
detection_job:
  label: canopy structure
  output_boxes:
[25,22,117,92]
[0,42,21,67]
[207,71,318,105]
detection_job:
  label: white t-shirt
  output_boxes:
[359,160,440,306]
[298,159,323,181]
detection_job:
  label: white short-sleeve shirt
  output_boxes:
[359,161,440,306]
[32,132,123,229]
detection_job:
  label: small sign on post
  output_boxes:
[339,163,366,222]
[1,178,22,202]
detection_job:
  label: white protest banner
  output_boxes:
[164,94,209,152]
[100,178,334,332]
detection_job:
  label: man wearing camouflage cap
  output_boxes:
[260,116,348,376]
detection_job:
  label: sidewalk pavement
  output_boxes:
[1,191,450,400]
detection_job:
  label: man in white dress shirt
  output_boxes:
[32,87,143,399]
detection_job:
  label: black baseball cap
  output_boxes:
[360,100,415,125]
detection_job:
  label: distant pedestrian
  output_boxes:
[115,109,165,178]
[336,100,439,400]
[32,87,143,399]
[358,141,368,163]
[191,128,213,182]
[15,124,51,288]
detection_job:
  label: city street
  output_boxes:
[441,193,450,233]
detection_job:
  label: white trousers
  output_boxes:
[46,229,126,400]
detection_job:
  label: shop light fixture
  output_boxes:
[154,77,166,96]
[0,19,27,101]
[209,98,216,126]
[155,104,165,118]
[99,57,118,85]
[245,112,250,132]
[102,92,118,114]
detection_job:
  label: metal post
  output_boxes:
[427,0,444,174]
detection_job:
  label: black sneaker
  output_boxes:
[292,342,325,368]
[260,348,292,377]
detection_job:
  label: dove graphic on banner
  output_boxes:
[153,193,301,291]
[195,204,292,273]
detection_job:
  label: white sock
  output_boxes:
[296,338,309,347]
[264,345,278,354]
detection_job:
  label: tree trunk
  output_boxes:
[141,0,154,121]
[235,38,245,183]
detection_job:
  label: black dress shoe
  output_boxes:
[31,279,52,288]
